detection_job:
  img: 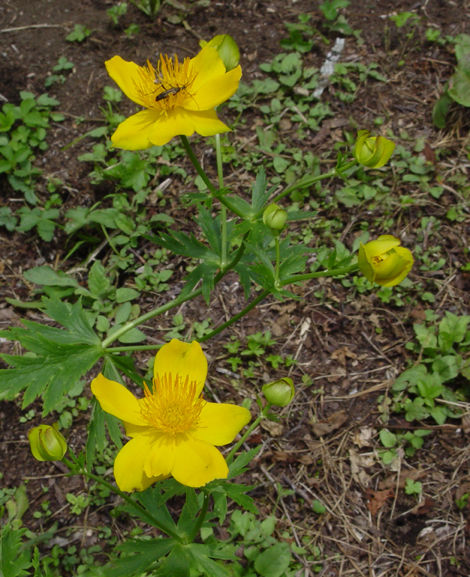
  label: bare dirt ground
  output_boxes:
[1,0,470,575]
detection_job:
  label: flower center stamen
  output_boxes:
[139,373,205,434]
[137,54,197,111]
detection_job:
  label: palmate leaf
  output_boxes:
[147,230,218,260]
[0,298,102,414]
[103,537,175,577]
[0,525,32,577]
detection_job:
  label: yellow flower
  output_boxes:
[28,423,67,462]
[91,339,251,491]
[353,130,395,168]
[358,235,414,287]
[105,45,242,150]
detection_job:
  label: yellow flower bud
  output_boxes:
[358,235,414,287]
[353,130,395,168]
[263,203,288,231]
[199,34,240,71]
[262,378,295,407]
[28,423,67,462]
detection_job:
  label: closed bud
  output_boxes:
[263,203,288,231]
[199,34,240,71]
[28,423,67,462]
[262,378,295,407]
[358,235,414,287]
[353,130,395,168]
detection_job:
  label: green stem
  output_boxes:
[253,161,357,220]
[104,344,163,353]
[186,491,210,543]
[280,263,359,287]
[199,289,270,343]
[215,134,224,189]
[103,238,249,350]
[214,135,228,266]
[63,458,181,541]
[274,236,281,289]
[180,135,217,195]
[102,287,203,349]
[226,403,272,465]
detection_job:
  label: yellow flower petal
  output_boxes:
[114,433,166,492]
[190,46,227,93]
[143,434,176,478]
[184,108,231,136]
[171,434,228,487]
[91,374,146,426]
[376,247,414,287]
[111,109,164,150]
[105,56,148,107]
[189,65,242,111]
[154,340,207,396]
[194,402,251,445]
[365,235,400,257]
[147,108,196,146]
[147,108,230,146]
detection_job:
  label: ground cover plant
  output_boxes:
[1,1,470,576]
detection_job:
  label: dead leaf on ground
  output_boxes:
[349,448,376,487]
[331,346,356,366]
[410,497,435,516]
[364,488,394,516]
[379,468,427,490]
[267,450,314,465]
[352,427,375,447]
[310,410,348,437]
[260,420,284,437]
[456,481,470,501]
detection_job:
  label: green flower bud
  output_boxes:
[358,235,414,287]
[28,423,67,462]
[262,378,295,407]
[263,203,288,231]
[199,34,240,71]
[353,130,395,168]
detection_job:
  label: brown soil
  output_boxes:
[1,0,470,576]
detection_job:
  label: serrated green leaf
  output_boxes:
[228,446,261,478]
[187,543,232,577]
[88,261,110,297]
[104,538,175,577]
[0,299,102,412]
[0,524,32,577]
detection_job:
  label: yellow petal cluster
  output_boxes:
[358,235,414,287]
[353,130,395,168]
[105,45,242,150]
[91,339,251,492]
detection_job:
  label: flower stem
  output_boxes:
[199,289,270,343]
[226,402,272,465]
[102,238,249,350]
[215,135,228,267]
[253,161,357,220]
[63,457,182,541]
[102,287,204,349]
[280,263,359,286]
[180,135,217,195]
[274,235,281,289]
